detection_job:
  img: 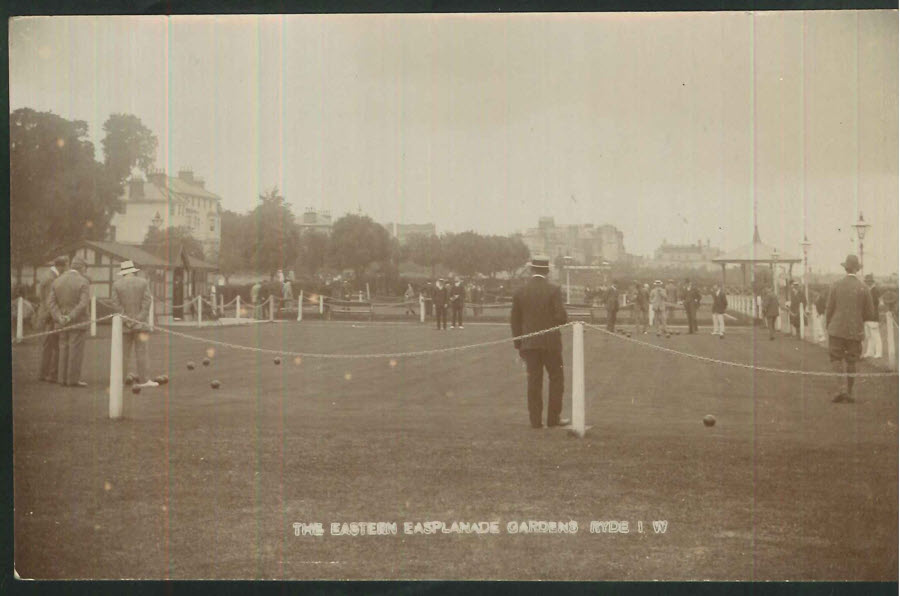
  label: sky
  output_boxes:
[8,11,899,275]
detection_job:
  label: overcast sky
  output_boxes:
[9,12,898,274]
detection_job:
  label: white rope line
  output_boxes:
[122,314,573,359]
[12,314,117,342]
[583,322,897,378]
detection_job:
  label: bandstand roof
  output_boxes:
[712,227,802,265]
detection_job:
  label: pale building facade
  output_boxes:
[108,169,222,259]
[521,217,626,264]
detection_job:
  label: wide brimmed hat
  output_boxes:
[841,254,861,272]
[529,256,550,269]
[118,260,140,275]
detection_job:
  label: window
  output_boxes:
[209,218,215,232]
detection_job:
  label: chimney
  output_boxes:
[147,169,166,186]
[128,178,145,200]
[178,169,194,183]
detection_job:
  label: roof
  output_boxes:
[182,253,219,271]
[124,174,222,204]
[79,241,169,268]
[712,228,801,264]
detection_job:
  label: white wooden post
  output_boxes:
[269,295,275,321]
[219,293,224,316]
[148,296,155,331]
[297,291,304,321]
[886,312,896,370]
[90,295,97,337]
[419,295,426,323]
[799,305,805,339]
[15,297,24,343]
[109,314,123,419]
[236,295,241,321]
[366,283,370,300]
[319,295,324,314]
[571,321,587,438]
[358,291,363,302]
[197,295,202,327]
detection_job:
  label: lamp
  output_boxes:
[853,212,871,270]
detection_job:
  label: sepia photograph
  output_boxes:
[8,10,899,581]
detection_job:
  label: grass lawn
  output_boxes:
[12,320,898,580]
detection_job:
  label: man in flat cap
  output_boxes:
[825,254,875,403]
[111,260,158,388]
[511,256,569,429]
[48,256,90,387]
[36,255,68,382]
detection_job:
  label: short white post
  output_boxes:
[319,295,324,314]
[297,291,304,321]
[109,314,123,419]
[219,293,224,316]
[571,321,586,438]
[799,305,805,339]
[90,295,97,337]
[358,290,363,302]
[197,295,202,327]
[15,296,24,342]
[148,296,155,331]
[269,296,275,321]
[236,295,241,321]
[419,295,425,323]
[366,283,370,300]
[886,312,896,370]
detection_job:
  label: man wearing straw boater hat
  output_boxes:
[825,254,875,404]
[111,260,158,388]
[36,255,69,382]
[511,256,569,429]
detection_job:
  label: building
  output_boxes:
[298,209,333,235]
[520,217,626,264]
[651,239,722,271]
[53,240,218,318]
[108,169,222,259]
[382,222,437,245]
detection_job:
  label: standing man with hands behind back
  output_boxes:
[36,255,68,382]
[511,256,569,429]
[111,260,158,388]
[48,256,90,387]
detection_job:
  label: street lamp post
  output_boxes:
[771,249,780,298]
[563,256,574,304]
[800,236,812,305]
[853,212,871,272]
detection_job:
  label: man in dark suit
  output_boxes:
[432,278,449,330]
[683,279,702,334]
[788,281,806,339]
[605,282,620,332]
[48,256,91,387]
[826,255,875,404]
[37,255,68,382]
[449,278,465,329]
[511,257,569,429]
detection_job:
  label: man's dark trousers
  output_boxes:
[435,305,447,329]
[686,305,698,333]
[521,348,564,427]
[606,309,617,332]
[40,326,59,381]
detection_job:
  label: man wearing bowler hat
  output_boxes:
[511,256,569,429]
[48,256,90,387]
[825,254,875,403]
[432,278,450,330]
[111,260,158,388]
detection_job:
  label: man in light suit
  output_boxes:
[826,254,875,404]
[111,260,158,388]
[37,255,68,382]
[48,256,90,387]
[511,256,569,429]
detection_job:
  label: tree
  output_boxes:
[442,231,483,278]
[218,209,255,282]
[10,108,120,281]
[296,230,330,277]
[249,187,299,277]
[101,113,158,186]
[402,233,443,278]
[328,214,391,281]
[142,225,205,262]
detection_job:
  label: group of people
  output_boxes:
[36,257,157,389]
[508,252,887,428]
[603,278,709,336]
